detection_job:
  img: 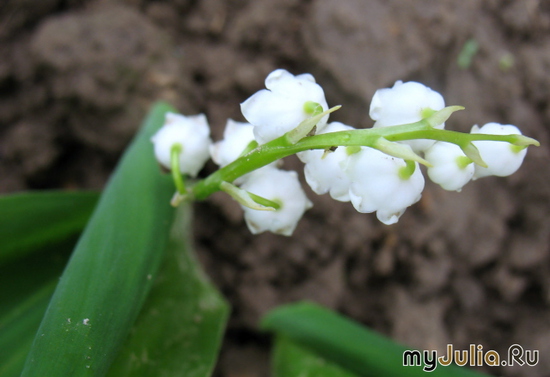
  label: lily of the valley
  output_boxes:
[471,123,528,179]
[151,112,211,177]
[370,80,445,153]
[345,147,425,225]
[240,69,329,144]
[209,119,255,167]
[298,122,355,202]
[239,167,312,236]
[424,141,475,191]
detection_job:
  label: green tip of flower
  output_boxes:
[346,146,362,156]
[398,160,417,180]
[510,144,528,154]
[421,108,437,119]
[303,101,323,116]
[455,155,473,169]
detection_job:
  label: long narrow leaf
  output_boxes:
[0,281,56,377]
[1,191,97,376]
[0,236,76,318]
[0,191,99,265]
[21,102,177,377]
[0,240,75,376]
[273,336,359,377]
[107,205,229,377]
[262,302,488,377]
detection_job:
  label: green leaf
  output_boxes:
[0,191,99,265]
[0,191,97,376]
[0,282,56,377]
[21,102,177,377]
[107,205,229,376]
[0,248,70,377]
[262,302,489,377]
[273,336,359,377]
[0,235,74,320]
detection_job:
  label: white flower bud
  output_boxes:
[471,123,528,180]
[345,147,425,225]
[210,119,255,167]
[298,122,354,202]
[369,80,445,153]
[151,112,212,177]
[240,167,312,236]
[424,142,474,191]
[240,69,329,144]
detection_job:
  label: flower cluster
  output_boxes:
[151,69,537,236]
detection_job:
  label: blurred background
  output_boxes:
[1,0,549,376]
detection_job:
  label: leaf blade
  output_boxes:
[0,191,96,376]
[262,302,489,377]
[0,281,56,377]
[21,102,177,377]
[107,205,229,377]
[273,336,359,377]
[0,191,99,265]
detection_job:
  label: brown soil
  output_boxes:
[2,1,550,376]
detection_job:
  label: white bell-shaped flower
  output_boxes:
[345,147,425,225]
[298,122,354,202]
[369,80,445,153]
[471,123,528,179]
[240,69,329,144]
[210,119,255,167]
[210,119,279,185]
[151,112,212,177]
[240,167,312,236]
[424,142,475,191]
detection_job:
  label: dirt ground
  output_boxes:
[1,1,550,376]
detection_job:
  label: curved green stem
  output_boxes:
[170,143,186,195]
[249,193,282,210]
[220,181,278,211]
[189,107,539,201]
